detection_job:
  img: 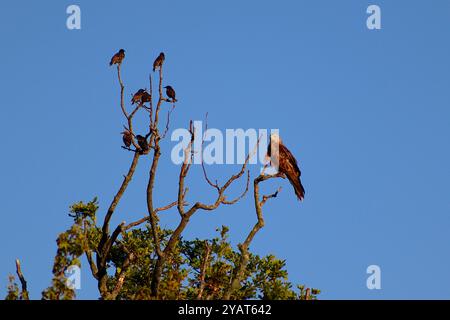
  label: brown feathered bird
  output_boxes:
[136,135,149,152]
[121,130,133,148]
[164,85,177,102]
[110,49,125,66]
[153,52,165,72]
[140,91,151,103]
[267,134,305,201]
[131,89,145,105]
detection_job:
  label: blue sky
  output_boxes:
[1,0,450,299]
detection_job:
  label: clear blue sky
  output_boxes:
[1,0,449,299]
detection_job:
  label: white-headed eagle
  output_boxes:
[267,134,305,201]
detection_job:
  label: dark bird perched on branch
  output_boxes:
[140,90,151,103]
[110,49,125,66]
[121,130,133,148]
[131,89,145,105]
[164,85,177,102]
[153,52,165,72]
[136,135,149,153]
[267,134,305,201]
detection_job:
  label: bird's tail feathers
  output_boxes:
[288,176,305,201]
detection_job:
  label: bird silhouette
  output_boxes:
[136,135,149,153]
[153,52,165,72]
[121,130,133,148]
[140,90,151,103]
[164,85,177,102]
[110,49,125,66]
[131,89,145,105]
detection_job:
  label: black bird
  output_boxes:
[164,85,177,102]
[121,130,133,148]
[136,135,149,152]
[131,89,145,105]
[110,49,125,66]
[153,52,165,72]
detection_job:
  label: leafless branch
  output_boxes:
[15,259,29,300]
[201,114,220,191]
[161,105,176,139]
[122,200,189,232]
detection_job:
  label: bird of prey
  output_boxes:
[140,91,152,103]
[110,49,125,66]
[136,135,149,153]
[131,89,145,105]
[121,130,133,148]
[153,52,165,72]
[164,85,177,102]
[267,134,305,201]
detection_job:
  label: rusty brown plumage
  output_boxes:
[131,89,145,105]
[110,49,125,66]
[121,130,133,148]
[153,52,165,72]
[268,134,305,201]
[140,91,151,103]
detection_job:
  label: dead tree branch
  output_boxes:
[15,259,29,300]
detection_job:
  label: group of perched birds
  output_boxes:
[110,49,178,155]
[110,49,305,202]
[110,50,177,103]
[120,129,150,153]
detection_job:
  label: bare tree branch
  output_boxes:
[15,259,29,300]
[122,200,189,232]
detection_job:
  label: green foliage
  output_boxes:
[5,275,19,300]
[41,198,101,300]
[7,199,319,300]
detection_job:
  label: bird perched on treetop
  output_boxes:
[131,89,145,105]
[110,49,125,66]
[267,134,305,201]
[136,135,149,153]
[140,90,151,103]
[121,130,133,148]
[164,85,177,102]
[153,52,165,72]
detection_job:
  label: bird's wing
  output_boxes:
[279,143,305,201]
[279,144,301,177]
